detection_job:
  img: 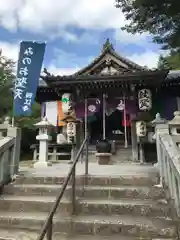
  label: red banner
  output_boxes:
[122,113,131,127]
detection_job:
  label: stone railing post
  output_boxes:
[169,111,180,147]
[7,126,21,177]
[0,116,11,139]
[152,113,169,186]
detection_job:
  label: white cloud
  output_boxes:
[0,41,19,61]
[0,40,82,75]
[0,0,126,34]
[114,29,150,45]
[48,64,80,76]
[128,50,160,69]
[48,48,94,76]
[0,40,162,75]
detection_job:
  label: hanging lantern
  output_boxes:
[136,121,147,137]
[138,89,152,111]
[61,93,73,114]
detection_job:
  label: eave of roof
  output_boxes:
[41,70,168,87]
[166,70,180,80]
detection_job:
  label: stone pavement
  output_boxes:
[19,161,158,178]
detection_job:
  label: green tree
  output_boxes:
[16,102,41,159]
[158,51,180,70]
[158,55,170,70]
[115,0,180,51]
[0,50,15,117]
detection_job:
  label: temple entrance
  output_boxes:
[89,109,131,146]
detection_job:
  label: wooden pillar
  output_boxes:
[124,96,128,148]
[103,93,106,139]
[131,120,138,162]
[130,84,138,162]
[177,97,180,111]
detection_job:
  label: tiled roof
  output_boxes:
[166,70,180,80]
[39,78,48,87]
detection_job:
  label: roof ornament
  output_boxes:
[105,57,111,66]
[102,38,114,52]
[43,68,52,77]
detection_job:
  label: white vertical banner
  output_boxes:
[46,101,58,126]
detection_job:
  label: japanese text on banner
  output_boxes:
[14,41,46,116]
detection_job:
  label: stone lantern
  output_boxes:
[151,113,167,140]
[151,113,169,179]
[169,111,180,136]
[34,117,52,168]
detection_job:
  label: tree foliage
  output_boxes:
[0,51,15,117]
[158,51,180,70]
[115,0,180,51]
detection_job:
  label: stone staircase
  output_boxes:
[0,163,178,239]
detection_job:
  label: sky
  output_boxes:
[0,0,167,75]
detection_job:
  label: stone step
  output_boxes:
[15,173,159,186]
[0,229,38,240]
[4,184,165,200]
[3,184,72,197]
[0,195,73,216]
[66,215,177,238]
[80,185,166,200]
[0,229,175,240]
[0,212,176,238]
[78,198,172,218]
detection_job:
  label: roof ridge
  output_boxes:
[72,39,145,76]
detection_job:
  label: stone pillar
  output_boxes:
[169,111,180,134]
[7,127,21,176]
[0,116,11,139]
[34,117,52,168]
[131,120,138,162]
[169,111,180,147]
[152,113,168,185]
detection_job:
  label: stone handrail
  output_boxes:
[0,137,15,185]
[157,134,180,216]
[0,125,21,187]
[155,120,180,217]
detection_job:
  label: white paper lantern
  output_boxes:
[138,89,152,111]
[66,122,76,137]
[136,121,147,137]
[57,133,67,144]
[61,93,73,114]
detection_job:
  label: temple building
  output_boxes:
[35,39,180,162]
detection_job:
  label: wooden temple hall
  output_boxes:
[35,39,180,163]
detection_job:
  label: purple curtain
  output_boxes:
[75,99,101,119]
[75,98,138,119]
